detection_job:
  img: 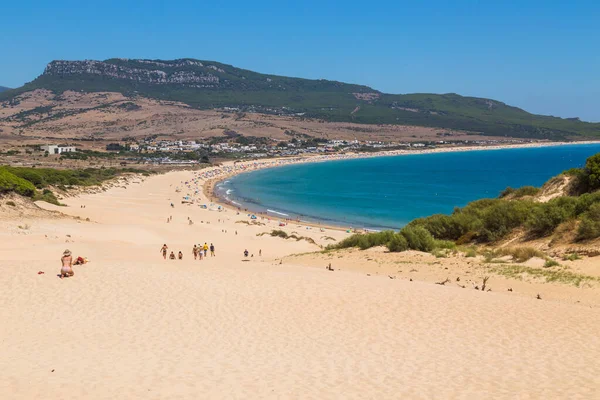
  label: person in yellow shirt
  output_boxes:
[203,243,208,257]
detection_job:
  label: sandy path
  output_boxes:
[1,170,599,399]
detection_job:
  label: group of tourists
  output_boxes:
[160,243,215,261]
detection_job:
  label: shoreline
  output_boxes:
[199,140,600,230]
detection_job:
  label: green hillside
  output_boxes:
[0,86,10,93]
[2,58,600,140]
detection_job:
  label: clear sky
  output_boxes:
[2,0,599,121]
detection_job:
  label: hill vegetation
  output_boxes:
[2,58,599,140]
[331,153,600,253]
[0,86,10,93]
[0,166,152,205]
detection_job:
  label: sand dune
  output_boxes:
[1,170,599,399]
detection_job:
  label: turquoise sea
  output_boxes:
[217,144,600,230]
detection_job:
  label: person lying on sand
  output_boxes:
[74,256,86,265]
[60,249,74,279]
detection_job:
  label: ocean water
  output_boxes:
[218,144,600,230]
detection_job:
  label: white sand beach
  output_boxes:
[1,169,600,399]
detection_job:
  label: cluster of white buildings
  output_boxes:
[40,144,76,154]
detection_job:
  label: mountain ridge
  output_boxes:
[2,58,600,140]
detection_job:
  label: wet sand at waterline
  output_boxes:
[1,170,599,399]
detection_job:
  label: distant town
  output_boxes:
[19,136,545,166]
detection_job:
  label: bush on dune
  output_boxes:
[577,203,600,241]
[0,168,36,197]
[5,166,151,188]
[585,153,600,190]
[409,212,480,242]
[526,197,577,237]
[333,230,395,250]
[1,166,153,205]
[33,189,62,206]
[574,191,600,215]
[479,200,532,242]
[386,233,408,252]
[399,226,436,252]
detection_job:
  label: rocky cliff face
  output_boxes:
[43,59,220,87]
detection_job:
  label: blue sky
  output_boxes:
[2,0,599,121]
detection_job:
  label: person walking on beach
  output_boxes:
[203,243,208,257]
[193,245,198,260]
[60,249,74,279]
[161,244,168,259]
[169,251,176,260]
[198,247,203,260]
[178,251,183,260]
[210,243,215,257]
[244,249,249,258]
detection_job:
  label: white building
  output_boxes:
[40,145,76,154]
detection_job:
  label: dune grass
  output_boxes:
[258,230,319,246]
[491,264,598,287]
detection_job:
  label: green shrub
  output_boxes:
[332,234,362,249]
[400,226,436,252]
[574,192,600,215]
[332,231,395,250]
[564,168,589,194]
[410,212,480,241]
[3,166,153,189]
[6,200,16,207]
[0,168,36,197]
[33,190,62,206]
[544,259,560,268]
[577,203,600,241]
[358,230,395,249]
[585,153,600,190]
[9,169,45,187]
[479,200,532,242]
[386,233,408,252]
[526,198,577,237]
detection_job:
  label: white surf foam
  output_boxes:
[267,209,289,217]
